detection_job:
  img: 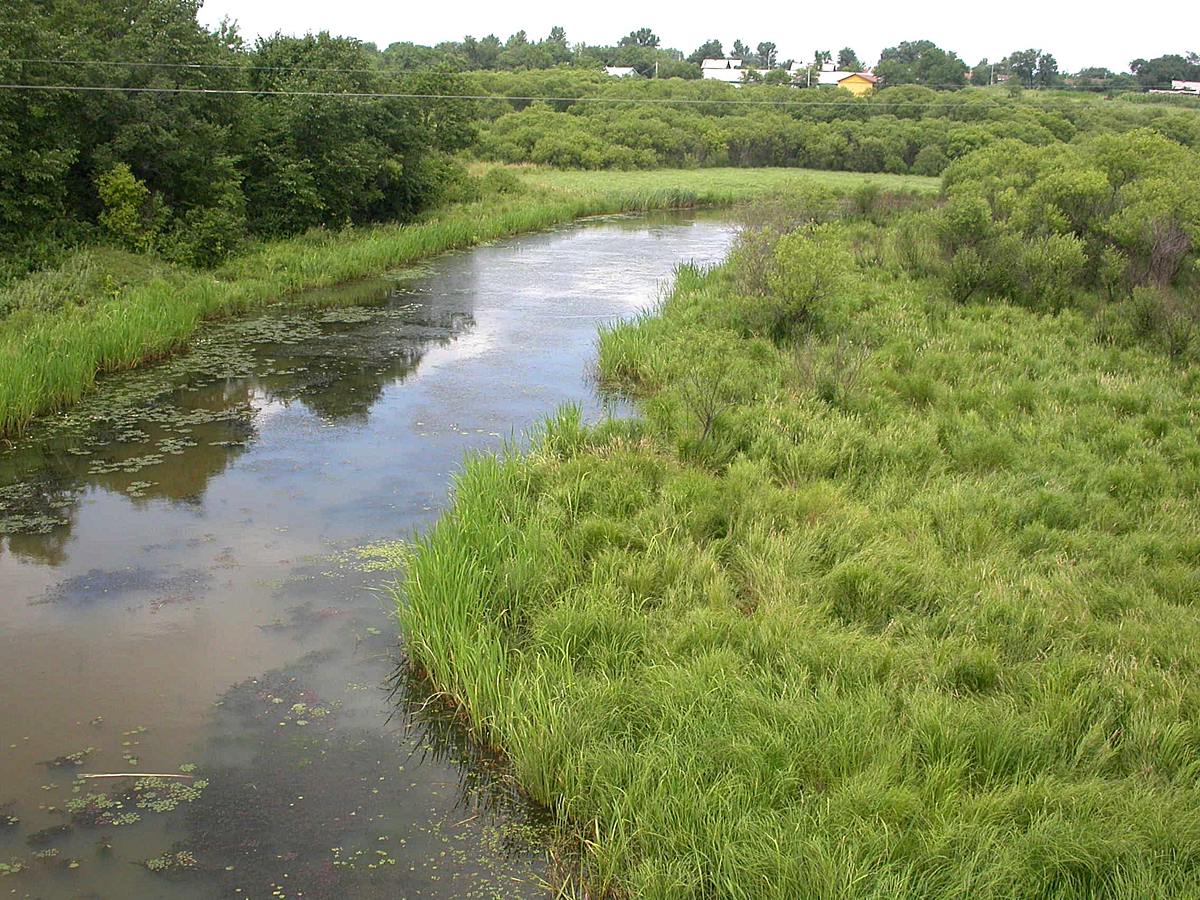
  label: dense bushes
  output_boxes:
[869,130,1200,354]
[469,70,1200,175]
[0,1,477,273]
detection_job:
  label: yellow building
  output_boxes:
[835,72,879,97]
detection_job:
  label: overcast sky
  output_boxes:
[197,1,1188,73]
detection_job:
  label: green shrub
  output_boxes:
[765,225,853,337]
[95,163,166,253]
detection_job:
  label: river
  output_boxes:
[0,212,735,898]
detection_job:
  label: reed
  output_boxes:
[397,209,1200,898]
[0,167,934,436]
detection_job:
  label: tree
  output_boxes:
[732,39,751,62]
[1129,54,1200,89]
[657,59,701,79]
[1004,49,1039,87]
[687,39,723,65]
[814,49,832,69]
[618,28,660,48]
[757,42,778,69]
[462,34,502,69]
[1035,53,1059,88]
[1072,67,1136,92]
[876,40,968,88]
[837,47,862,71]
[970,58,994,85]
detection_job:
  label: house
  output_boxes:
[785,63,878,95]
[826,71,878,96]
[604,66,639,78]
[701,58,747,84]
[1171,79,1200,93]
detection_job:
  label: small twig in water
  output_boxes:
[79,773,195,781]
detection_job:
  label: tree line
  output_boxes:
[0,0,475,271]
[467,70,1200,174]
[1,1,1196,278]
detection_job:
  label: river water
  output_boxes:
[0,213,734,899]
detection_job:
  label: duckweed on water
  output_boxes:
[42,747,96,768]
[144,849,200,873]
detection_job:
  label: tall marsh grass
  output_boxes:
[0,167,934,436]
[398,210,1200,897]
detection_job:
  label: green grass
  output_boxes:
[398,211,1200,897]
[519,165,940,200]
[0,167,934,438]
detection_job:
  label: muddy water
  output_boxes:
[0,213,735,899]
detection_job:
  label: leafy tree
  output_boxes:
[1006,49,1040,87]
[96,162,165,252]
[462,34,503,69]
[618,28,660,48]
[757,42,778,69]
[657,60,701,79]
[688,39,724,65]
[837,47,862,71]
[732,40,752,62]
[876,40,968,88]
[971,58,997,85]
[814,49,832,69]
[1072,67,1136,92]
[1129,54,1200,89]
[1035,53,1059,88]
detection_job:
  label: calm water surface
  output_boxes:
[0,213,735,899]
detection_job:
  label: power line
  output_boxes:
[0,82,979,105]
[0,57,1188,93]
[1,82,1185,109]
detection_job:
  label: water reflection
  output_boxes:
[0,212,736,898]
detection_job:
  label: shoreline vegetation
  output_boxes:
[397,137,1200,897]
[0,167,936,438]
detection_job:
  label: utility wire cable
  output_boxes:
[0,82,1185,109]
[0,57,1186,92]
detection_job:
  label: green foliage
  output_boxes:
[876,39,969,87]
[0,2,479,267]
[765,225,853,335]
[931,131,1198,314]
[399,190,1200,898]
[95,163,165,253]
[468,71,1200,177]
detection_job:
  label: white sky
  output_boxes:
[197,0,1190,74]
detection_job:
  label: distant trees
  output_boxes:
[837,48,863,70]
[1130,53,1200,88]
[0,0,477,265]
[1003,49,1059,88]
[619,28,660,48]
[688,39,724,64]
[1072,67,1137,92]
[876,40,969,88]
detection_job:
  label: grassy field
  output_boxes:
[518,166,940,199]
[0,167,934,438]
[398,201,1200,896]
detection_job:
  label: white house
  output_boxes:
[604,66,639,78]
[1171,79,1200,93]
[701,58,747,84]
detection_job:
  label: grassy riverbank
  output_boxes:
[399,197,1200,896]
[0,167,935,438]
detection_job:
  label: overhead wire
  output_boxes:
[0,56,1188,94]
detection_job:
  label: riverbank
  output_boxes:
[398,201,1200,896]
[0,167,936,438]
